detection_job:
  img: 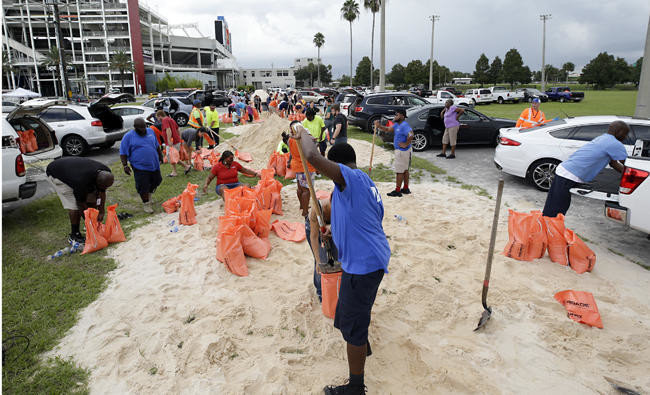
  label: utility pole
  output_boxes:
[428,14,439,91]
[635,15,650,118]
[540,14,551,92]
[50,0,71,99]
[378,0,386,92]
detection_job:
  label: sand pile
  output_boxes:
[52,181,650,394]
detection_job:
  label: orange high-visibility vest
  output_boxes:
[188,107,204,129]
[516,107,546,128]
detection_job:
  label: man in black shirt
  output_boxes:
[46,157,115,244]
[330,104,348,145]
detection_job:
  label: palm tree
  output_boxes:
[364,0,380,89]
[341,0,360,86]
[108,50,134,92]
[313,32,325,87]
[40,47,70,96]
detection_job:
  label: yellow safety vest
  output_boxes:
[188,107,204,129]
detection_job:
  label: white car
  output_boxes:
[299,90,326,106]
[464,88,493,105]
[110,105,155,130]
[489,86,524,104]
[426,90,472,107]
[2,100,63,202]
[339,94,358,116]
[2,100,18,113]
[494,116,648,191]
[36,94,130,156]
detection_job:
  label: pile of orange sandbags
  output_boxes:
[288,113,306,121]
[267,151,295,179]
[82,204,126,255]
[216,172,283,276]
[503,211,596,274]
[17,129,38,153]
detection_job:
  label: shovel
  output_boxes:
[290,123,340,273]
[474,177,504,332]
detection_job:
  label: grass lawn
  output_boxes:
[475,90,638,120]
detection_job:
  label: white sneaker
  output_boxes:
[143,201,154,214]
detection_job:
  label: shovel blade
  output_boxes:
[474,306,492,331]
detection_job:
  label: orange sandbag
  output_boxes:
[16,130,28,153]
[285,166,296,180]
[203,132,216,147]
[162,147,168,163]
[167,145,180,164]
[254,209,272,238]
[151,125,164,145]
[238,224,271,259]
[316,190,331,201]
[236,150,253,162]
[261,168,275,180]
[554,290,603,328]
[24,129,38,152]
[543,214,568,266]
[104,203,126,243]
[180,144,191,161]
[179,184,198,225]
[192,152,204,171]
[208,150,220,166]
[253,108,261,121]
[525,211,547,261]
[162,195,181,213]
[564,228,596,274]
[223,185,244,203]
[321,271,342,319]
[82,208,108,254]
[503,210,547,261]
[216,225,248,276]
[255,186,273,211]
[271,220,306,242]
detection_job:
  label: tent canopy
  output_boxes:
[4,87,41,98]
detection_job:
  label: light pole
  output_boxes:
[428,14,439,91]
[635,15,650,118]
[540,14,551,92]
[378,0,386,92]
[47,0,71,99]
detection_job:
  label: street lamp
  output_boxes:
[428,15,440,91]
[540,14,551,92]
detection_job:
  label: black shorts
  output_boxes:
[334,269,384,346]
[132,167,162,195]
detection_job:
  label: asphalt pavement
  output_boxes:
[415,145,649,266]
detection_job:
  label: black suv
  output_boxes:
[348,92,429,131]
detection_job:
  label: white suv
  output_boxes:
[464,88,493,105]
[2,100,63,202]
[299,90,326,106]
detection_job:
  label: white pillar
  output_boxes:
[378,0,385,92]
[635,15,650,118]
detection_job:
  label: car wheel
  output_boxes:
[526,159,560,192]
[559,97,566,103]
[174,113,188,126]
[411,130,429,152]
[528,96,533,103]
[62,135,88,156]
[471,99,477,106]
[366,116,381,133]
[497,96,504,104]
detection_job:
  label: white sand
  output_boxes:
[51,132,650,394]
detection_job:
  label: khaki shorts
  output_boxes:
[394,148,412,173]
[442,126,460,145]
[48,176,78,210]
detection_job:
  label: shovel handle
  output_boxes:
[291,125,325,223]
[481,177,504,308]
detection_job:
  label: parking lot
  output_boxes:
[416,145,650,266]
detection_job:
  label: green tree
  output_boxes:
[520,66,532,84]
[631,57,643,85]
[502,48,526,87]
[341,0,360,86]
[313,32,325,87]
[473,53,490,86]
[40,46,71,96]
[579,52,619,88]
[561,62,575,82]
[339,74,351,86]
[487,56,502,85]
[364,0,380,88]
[388,63,405,87]
[355,56,372,86]
[404,60,426,86]
[109,50,135,91]
[544,64,561,82]
[614,56,631,83]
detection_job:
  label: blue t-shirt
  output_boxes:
[393,120,413,151]
[119,128,160,171]
[331,164,391,275]
[561,133,628,182]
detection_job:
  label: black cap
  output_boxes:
[395,108,407,118]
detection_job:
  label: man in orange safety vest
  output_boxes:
[516,97,546,128]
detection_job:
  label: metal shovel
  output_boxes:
[474,177,504,332]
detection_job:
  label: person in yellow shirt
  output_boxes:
[203,101,220,148]
[516,97,546,128]
[302,108,327,155]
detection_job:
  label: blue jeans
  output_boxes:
[216,182,241,196]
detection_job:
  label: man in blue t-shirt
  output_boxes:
[542,120,630,217]
[375,108,414,197]
[120,118,164,214]
[290,121,390,395]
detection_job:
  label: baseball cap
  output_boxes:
[193,99,201,106]
[532,97,540,103]
[395,108,407,118]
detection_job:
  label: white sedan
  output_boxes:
[110,105,155,130]
[494,115,649,191]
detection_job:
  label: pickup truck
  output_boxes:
[571,139,650,234]
[545,86,584,103]
[426,90,472,107]
[489,86,524,104]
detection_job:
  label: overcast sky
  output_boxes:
[144,0,649,77]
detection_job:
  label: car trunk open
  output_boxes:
[7,116,57,158]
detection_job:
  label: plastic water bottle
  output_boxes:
[170,226,179,233]
[168,220,175,227]
[47,247,71,260]
[394,214,407,223]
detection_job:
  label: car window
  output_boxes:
[465,90,473,95]
[479,89,491,95]
[440,91,452,99]
[388,96,406,106]
[428,108,442,118]
[366,97,386,105]
[459,111,480,121]
[549,128,575,139]
[40,108,67,122]
[66,109,85,121]
[408,96,427,106]
[570,124,609,141]
[343,96,357,103]
[142,100,155,108]
[630,124,650,141]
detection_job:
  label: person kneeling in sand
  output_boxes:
[290,122,390,395]
[202,150,260,196]
[306,199,339,302]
